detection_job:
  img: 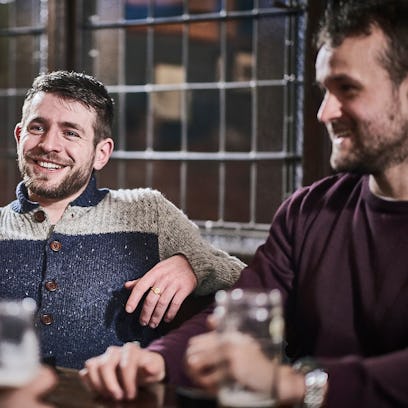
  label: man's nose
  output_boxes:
[38,130,63,152]
[317,92,342,124]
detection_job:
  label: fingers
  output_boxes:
[127,280,174,328]
[80,346,125,400]
[124,278,149,314]
[207,313,220,330]
[79,343,166,401]
[163,291,184,322]
[187,362,225,393]
[185,331,226,391]
[136,349,166,385]
[124,255,198,328]
[117,342,140,399]
[140,286,174,328]
[219,333,276,394]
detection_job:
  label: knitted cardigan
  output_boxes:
[0,175,245,368]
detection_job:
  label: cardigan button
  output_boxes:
[40,314,53,325]
[50,241,62,252]
[33,210,46,223]
[45,280,58,292]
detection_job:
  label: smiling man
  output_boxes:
[15,91,111,223]
[0,71,245,369]
[316,24,408,181]
[79,1,408,407]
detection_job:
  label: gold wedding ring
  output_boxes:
[151,286,161,296]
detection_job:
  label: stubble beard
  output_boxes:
[330,110,408,175]
[18,149,95,200]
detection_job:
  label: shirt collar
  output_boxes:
[11,174,109,214]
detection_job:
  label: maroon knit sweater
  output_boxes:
[150,173,408,407]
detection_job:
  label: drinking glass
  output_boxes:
[0,298,40,387]
[215,288,284,407]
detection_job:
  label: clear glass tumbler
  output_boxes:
[0,298,40,387]
[215,288,284,408]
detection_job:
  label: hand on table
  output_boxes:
[185,330,276,394]
[185,329,306,406]
[125,254,198,328]
[79,342,165,401]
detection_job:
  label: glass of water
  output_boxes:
[0,298,40,387]
[215,288,284,408]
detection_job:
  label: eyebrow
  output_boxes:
[320,73,360,84]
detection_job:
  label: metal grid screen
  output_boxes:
[0,0,307,257]
[79,0,306,256]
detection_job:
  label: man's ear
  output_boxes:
[14,123,22,144]
[93,138,114,171]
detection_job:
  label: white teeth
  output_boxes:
[38,161,63,170]
[334,130,351,138]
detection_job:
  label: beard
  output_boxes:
[18,149,95,200]
[330,109,408,175]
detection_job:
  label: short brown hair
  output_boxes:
[22,71,114,145]
[316,0,408,86]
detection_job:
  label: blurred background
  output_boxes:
[0,0,331,263]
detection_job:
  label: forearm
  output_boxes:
[148,307,211,385]
[155,194,245,293]
[318,350,408,407]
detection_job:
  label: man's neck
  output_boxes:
[369,163,408,201]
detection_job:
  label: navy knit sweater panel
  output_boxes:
[0,176,211,369]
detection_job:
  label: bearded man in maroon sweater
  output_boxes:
[79,1,408,406]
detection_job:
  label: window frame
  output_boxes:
[0,0,330,260]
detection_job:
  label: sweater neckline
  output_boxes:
[363,176,408,214]
[11,174,109,214]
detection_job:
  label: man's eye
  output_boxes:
[339,84,358,94]
[64,130,79,138]
[28,125,44,134]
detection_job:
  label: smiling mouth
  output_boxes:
[330,129,353,144]
[334,130,351,137]
[36,160,64,170]
[328,120,353,140]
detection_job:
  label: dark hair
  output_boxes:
[22,71,114,144]
[316,0,408,86]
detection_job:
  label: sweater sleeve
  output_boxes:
[149,204,408,405]
[317,351,408,407]
[254,182,408,407]
[153,192,246,294]
[148,306,212,386]
[150,176,408,406]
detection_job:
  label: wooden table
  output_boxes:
[45,367,218,408]
[45,367,178,408]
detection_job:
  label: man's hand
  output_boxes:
[184,331,226,394]
[125,254,198,328]
[187,331,276,394]
[185,330,307,406]
[79,342,165,401]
